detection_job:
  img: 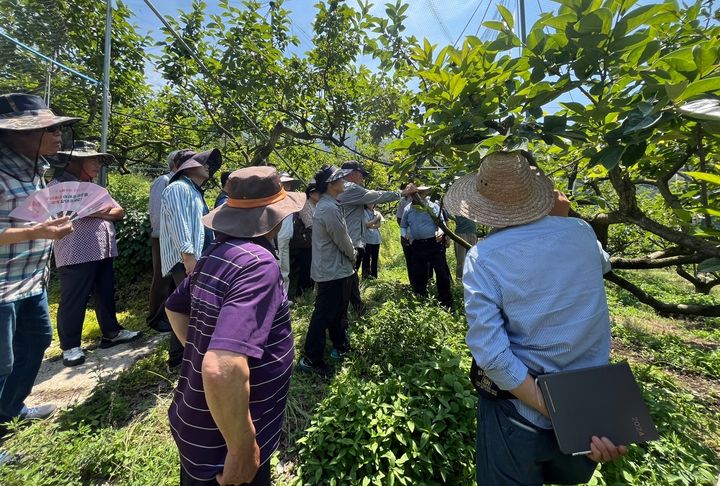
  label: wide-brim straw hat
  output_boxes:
[407,185,431,195]
[57,140,114,164]
[444,151,554,228]
[0,93,81,131]
[203,166,306,238]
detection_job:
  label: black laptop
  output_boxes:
[537,362,659,455]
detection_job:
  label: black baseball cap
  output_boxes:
[341,160,369,177]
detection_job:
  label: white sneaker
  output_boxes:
[0,450,14,466]
[99,329,141,349]
[62,347,85,367]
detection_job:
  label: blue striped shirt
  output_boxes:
[159,177,212,276]
[463,216,611,429]
[0,143,52,304]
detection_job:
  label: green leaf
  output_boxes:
[617,4,677,32]
[544,115,567,133]
[497,4,514,30]
[678,99,720,121]
[542,13,577,30]
[577,8,612,34]
[622,109,662,135]
[621,142,647,166]
[448,74,467,99]
[693,46,718,77]
[608,32,649,52]
[560,102,586,114]
[657,47,697,73]
[699,258,720,273]
[683,171,720,186]
[677,77,720,102]
[483,20,506,31]
[665,80,689,101]
[590,145,626,170]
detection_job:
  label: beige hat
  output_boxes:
[203,166,306,238]
[443,151,554,228]
[57,141,114,164]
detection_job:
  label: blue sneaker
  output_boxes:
[297,357,333,377]
[330,348,351,361]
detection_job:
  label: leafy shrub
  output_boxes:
[297,348,477,486]
[352,294,465,375]
[597,365,720,485]
[108,173,153,286]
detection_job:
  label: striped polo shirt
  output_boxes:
[165,237,294,481]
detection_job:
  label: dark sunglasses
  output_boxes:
[44,125,65,134]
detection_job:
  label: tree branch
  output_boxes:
[604,271,720,316]
[610,253,705,269]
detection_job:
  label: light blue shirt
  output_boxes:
[149,171,173,238]
[159,177,212,276]
[463,216,612,429]
[364,208,382,245]
[400,200,441,241]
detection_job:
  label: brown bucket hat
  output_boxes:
[203,166,306,238]
[0,93,81,131]
[443,150,554,228]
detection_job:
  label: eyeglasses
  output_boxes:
[45,125,64,134]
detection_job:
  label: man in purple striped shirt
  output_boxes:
[165,167,305,486]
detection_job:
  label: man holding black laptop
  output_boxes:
[445,151,627,485]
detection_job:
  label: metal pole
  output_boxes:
[99,0,112,187]
[44,61,52,107]
[518,0,527,43]
[0,30,100,85]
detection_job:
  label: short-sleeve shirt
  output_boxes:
[49,172,118,267]
[165,237,294,481]
[364,208,382,245]
[0,143,52,304]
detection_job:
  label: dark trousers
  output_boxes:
[180,460,271,486]
[168,263,188,367]
[56,258,122,350]
[0,291,53,422]
[304,276,351,364]
[401,241,412,284]
[349,247,364,313]
[476,398,597,485]
[361,244,380,279]
[408,239,453,308]
[289,247,313,298]
[148,237,175,327]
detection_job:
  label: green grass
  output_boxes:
[1,220,719,485]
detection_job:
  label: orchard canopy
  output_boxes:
[2,0,720,313]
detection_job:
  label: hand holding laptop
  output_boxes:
[511,373,630,463]
[587,436,628,463]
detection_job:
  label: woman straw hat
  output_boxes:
[444,150,555,228]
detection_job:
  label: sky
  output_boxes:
[123,0,547,89]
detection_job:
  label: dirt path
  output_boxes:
[25,334,166,411]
